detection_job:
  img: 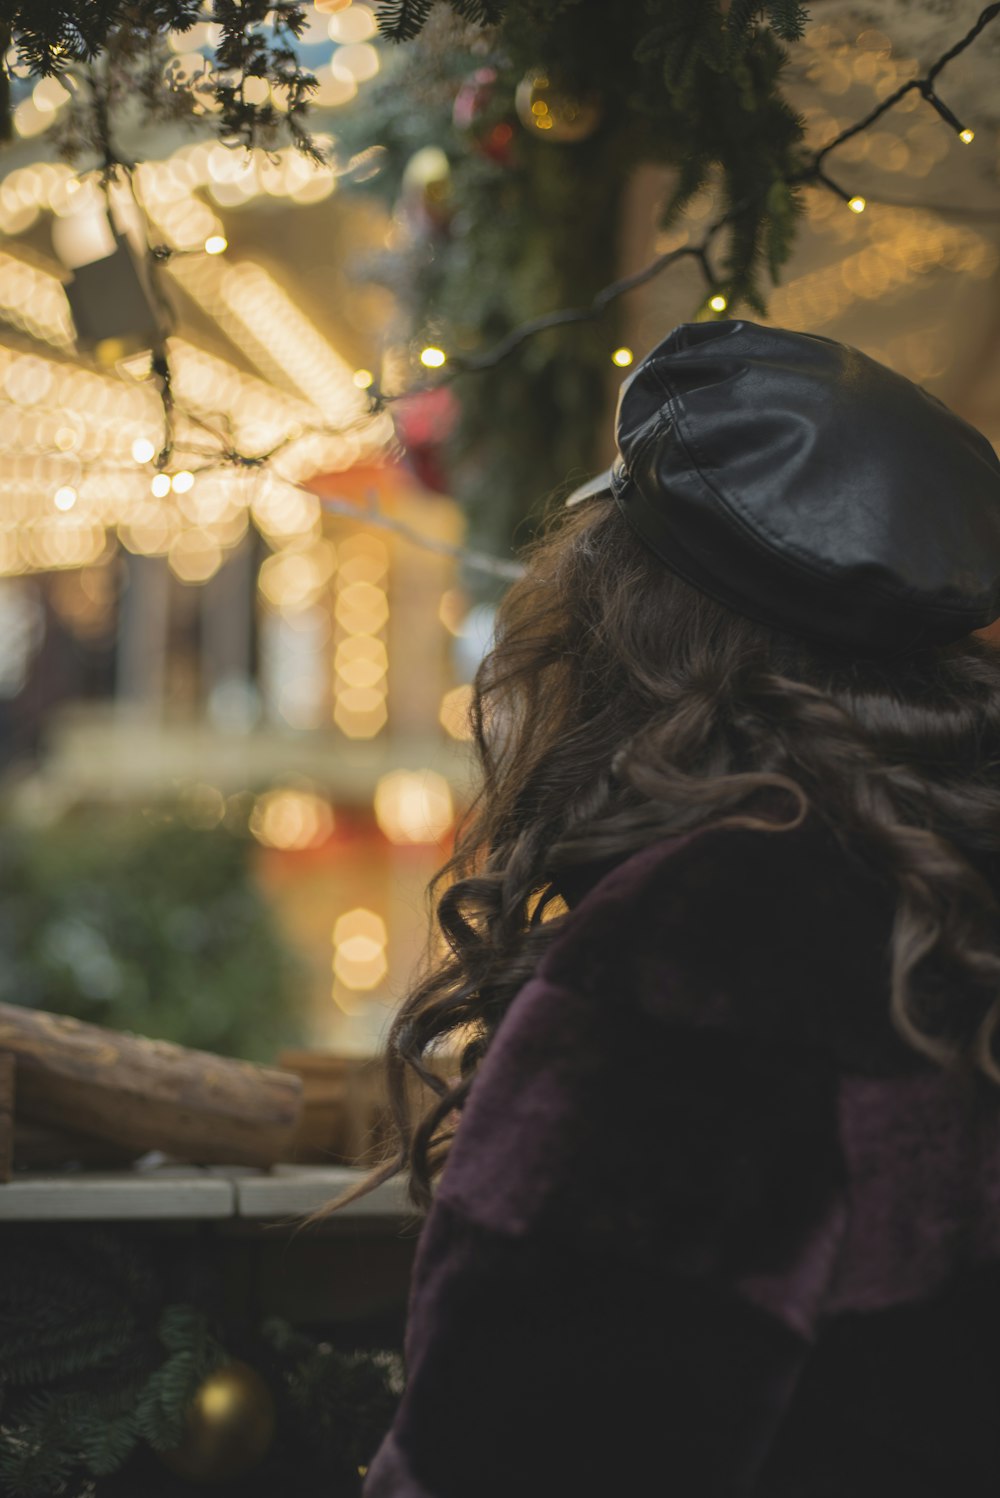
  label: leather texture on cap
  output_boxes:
[568,319,1000,654]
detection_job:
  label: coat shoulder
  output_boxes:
[539,810,914,1074]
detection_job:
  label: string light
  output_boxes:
[150,472,171,498]
[611,347,633,367]
[814,167,867,213]
[919,82,975,144]
[204,233,228,254]
[0,0,990,603]
[171,469,195,493]
[53,485,77,511]
[709,293,728,312]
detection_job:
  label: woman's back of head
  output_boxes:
[364,491,1000,1213]
[318,321,1000,1217]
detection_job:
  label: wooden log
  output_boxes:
[0,1004,303,1169]
[0,1051,13,1183]
[278,1051,384,1166]
[278,1049,455,1168]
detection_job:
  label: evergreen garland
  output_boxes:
[0,1226,404,1498]
[0,1228,201,1498]
[0,1,322,155]
[334,2,811,597]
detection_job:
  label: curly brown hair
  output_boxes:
[312,491,1000,1220]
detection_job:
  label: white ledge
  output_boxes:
[0,1164,415,1223]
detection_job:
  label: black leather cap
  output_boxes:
[565,319,1000,654]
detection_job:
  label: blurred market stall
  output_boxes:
[0,5,491,1061]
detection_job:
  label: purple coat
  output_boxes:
[364,808,1000,1496]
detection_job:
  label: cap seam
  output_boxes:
[646,363,984,619]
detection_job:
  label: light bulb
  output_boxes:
[353,368,374,388]
[611,347,634,367]
[132,437,155,464]
[420,346,446,368]
[151,472,171,498]
[204,234,228,254]
[709,294,728,312]
[848,195,866,214]
[959,128,975,144]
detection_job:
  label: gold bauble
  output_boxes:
[514,71,602,143]
[157,1361,276,1484]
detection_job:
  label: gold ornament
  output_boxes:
[514,71,602,143]
[157,1361,276,1484]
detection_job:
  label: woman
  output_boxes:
[353,320,1000,1496]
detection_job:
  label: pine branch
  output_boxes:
[134,1305,229,1452]
[450,0,506,22]
[726,0,765,46]
[374,0,437,42]
[764,0,809,41]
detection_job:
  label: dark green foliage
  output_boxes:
[374,0,437,42]
[727,0,809,46]
[134,1307,229,1452]
[0,1229,223,1498]
[0,1230,403,1498]
[371,0,809,46]
[0,804,307,1062]
[261,1318,403,1484]
[1,1,321,158]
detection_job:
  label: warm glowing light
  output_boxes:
[335,633,387,687]
[959,128,975,144]
[333,697,388,738]
[334,43,380,82]
[259,544,336,611]
[420,346,446,369]
[250,787,335,850]
[439,683,474,741]
[328,4,377,41]
[848,195,867,213]
[171,469,195,494]
[53,486,77,511]
[373,768,454,845]
[353,368,373,388]
[611,347,633,367]
[337,534,387,585]
[437,589,467,636]
[204,234,228,254]
[335,582,389,635]
[132,437,156,464]
[150,472,171,498]
[709,294,728,312]
[242,75,270,106]
[332,907,388,991]
[168,528,223,583]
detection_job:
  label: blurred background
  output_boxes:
[0,0,997,1068]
